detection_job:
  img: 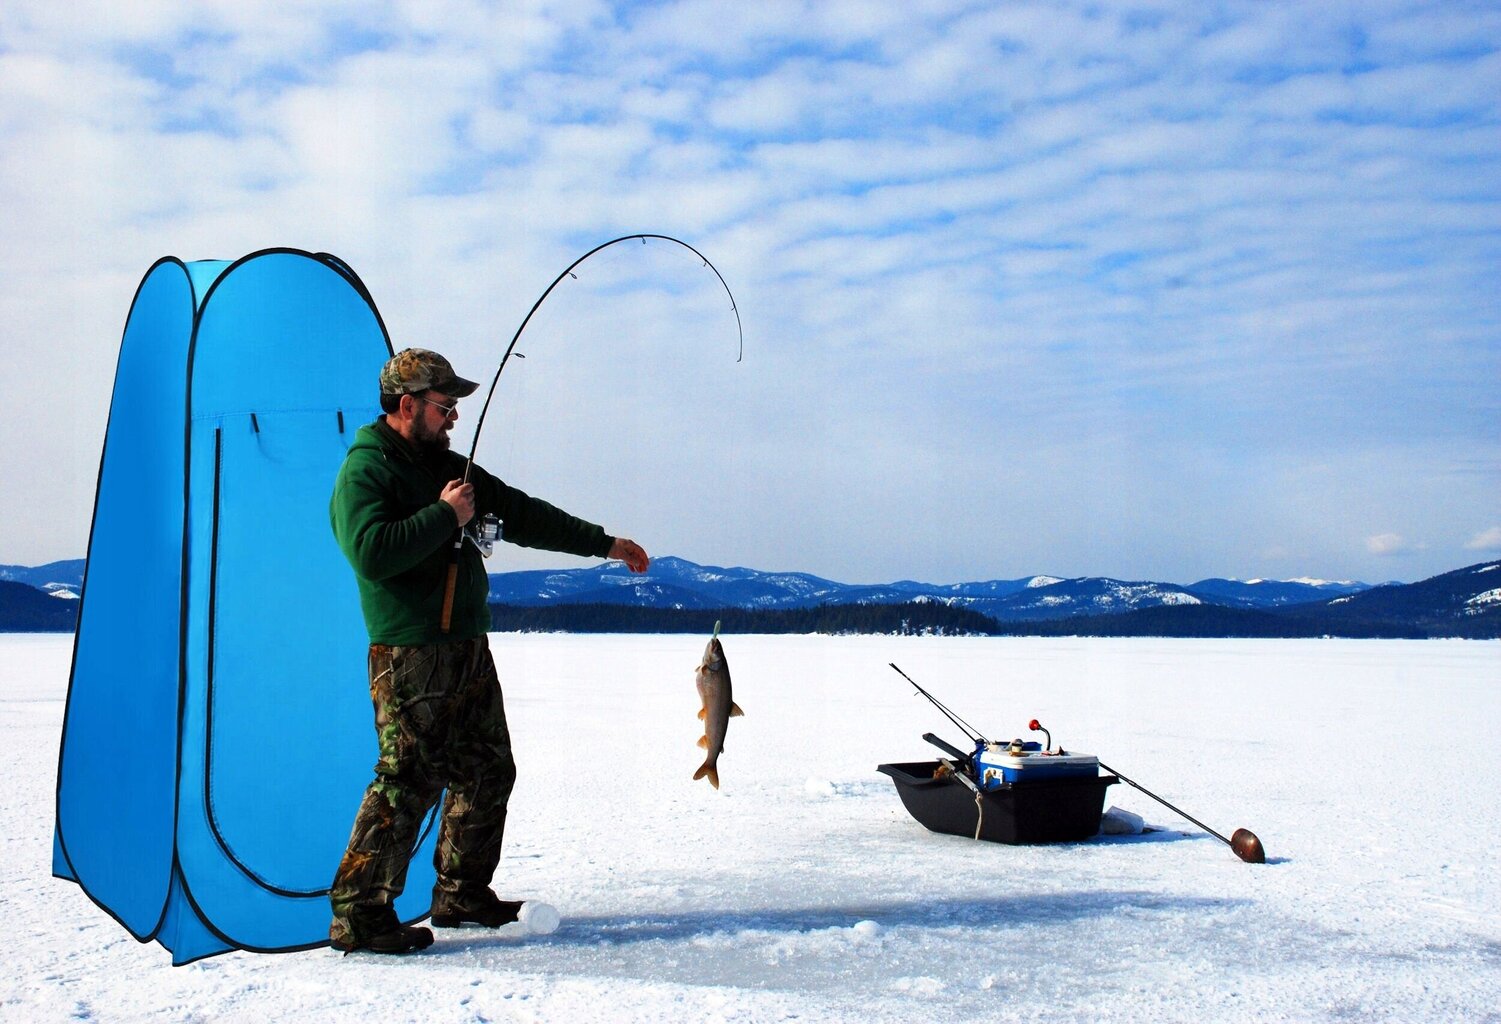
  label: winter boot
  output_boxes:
[330,923,435,955]
[431,887,524,929]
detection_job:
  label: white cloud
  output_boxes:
[0,0,1497,584]
[1465,527,1501,553]
[1367,533,1412,557]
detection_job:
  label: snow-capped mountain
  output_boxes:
[0,560,85,597]
[992,560,1501,640]
[485,556,1371,622]
[1306,560,1501,633]
[14,556,1496,637]
[971,577,1205,621]
[1185,576,1368,608]
[485,557,856,609]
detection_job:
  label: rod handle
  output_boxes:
[439,553,459,634]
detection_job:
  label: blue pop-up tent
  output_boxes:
[53,249,437,964]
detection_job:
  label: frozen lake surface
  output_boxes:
[5,633,1500,1022]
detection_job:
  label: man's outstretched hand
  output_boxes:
[609,538,650,573]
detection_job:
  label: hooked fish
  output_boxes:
[693,629,743,789]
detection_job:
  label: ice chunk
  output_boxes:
[1100,805,1145,835]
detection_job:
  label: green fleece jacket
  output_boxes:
[331,419,613,644]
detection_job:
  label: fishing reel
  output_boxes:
[464,513,502,558]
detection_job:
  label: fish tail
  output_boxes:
[693,762,720,789]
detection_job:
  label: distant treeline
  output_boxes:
[488,600,1497,639]
[988,603,1430,639]
[0,581,78,632]
[487,601,1000,635]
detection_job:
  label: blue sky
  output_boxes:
[2,0,1497,584]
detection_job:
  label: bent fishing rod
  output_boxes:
[439,233,744,632]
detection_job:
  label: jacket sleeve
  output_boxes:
[468,462,613,559]
[331,452,459,580]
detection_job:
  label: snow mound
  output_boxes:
[519,901,561,935]
[803,777,836,799]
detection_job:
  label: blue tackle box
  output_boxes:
[974,745,1100,790]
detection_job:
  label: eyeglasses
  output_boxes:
[418,394,458,419]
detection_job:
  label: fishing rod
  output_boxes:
[1097,758,1267,864]
[1028,721,1267,864]
[439,233,744,633]
[889,663,990,746]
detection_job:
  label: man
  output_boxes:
[327,347,649,954]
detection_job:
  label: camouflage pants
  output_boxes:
[329,635,517,945]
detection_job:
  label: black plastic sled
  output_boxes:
[878,760,1118,845]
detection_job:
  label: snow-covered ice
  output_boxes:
[6,632,1500,1022]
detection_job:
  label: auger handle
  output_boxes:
[923,732,975,767]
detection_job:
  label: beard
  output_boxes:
[412,417,452,452]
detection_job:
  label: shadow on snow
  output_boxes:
[436,889,1246,953]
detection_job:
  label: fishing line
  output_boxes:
[502,348,528,477]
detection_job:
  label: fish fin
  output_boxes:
[697,735,708,749]
[729,703,744,717]
[692,762,719,789]
[697,707,706,720]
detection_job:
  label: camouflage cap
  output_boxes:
[379,348,480,398]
